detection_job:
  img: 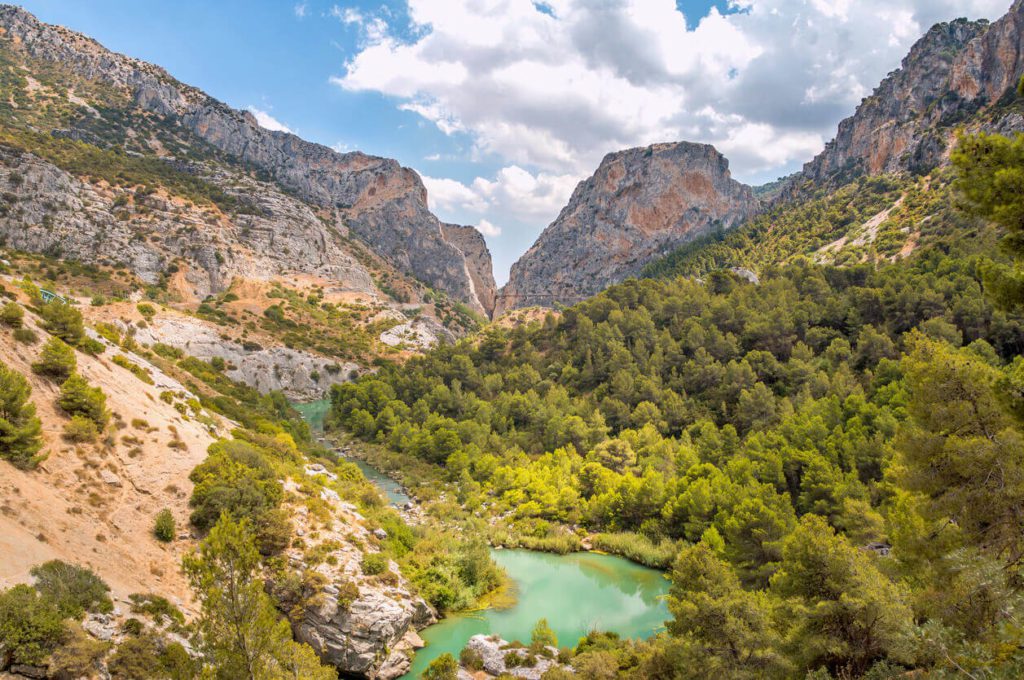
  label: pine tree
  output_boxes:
[182,514,335,680]
[0,365,43,469]
[31,336,77,381]
[57,373,108,428]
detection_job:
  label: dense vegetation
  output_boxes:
[329,133,1024,676]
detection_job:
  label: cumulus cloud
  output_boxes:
[423,166,579,225]
[246,106,293,134]
[293,3,308,19]
[477,219,502,237]
[333,0,1008,183]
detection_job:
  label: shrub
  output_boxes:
[112,354,154,385]
[0,301,23,328]
[504,650,523,668]
[48,621,110,678]
[13,327,37,344]
[31,336,77,381]
[62,415,99,443]
[460,646,485,671]
[30,559,113,618]
[188,440,282,531]
[0,584,65,666]
[424,653,459,680]
[154,509,176,543]
[360,552,388,576]
[58,373,109,427]
[0,365,43,468]
[136,302,156,320]
[128,593,186,628]
[40,300,85,345]
[531,618,558,651]
[122,617,144,635]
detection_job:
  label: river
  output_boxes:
[293,399,671,678]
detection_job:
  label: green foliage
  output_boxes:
[188,439,284,542]
[112,354,154,384]
[39,299,85,345]
[136,302,156,319]
[0,364,43,468]
[30,559,113,618]
[128,593,186,629]
[0,584,66,666]
[13,327,38,344]
[531,618,558,651]
[154,509,176,543]
[182,514,336,680]
[590,532,680,569]
[0,300,23,327]
[107,632,200,680]
[58,373,109,428]
[62,414,99,443]
[31,336,77,381]
[423,653,459,680]
[360,552,388,576]
[48,621,110,679]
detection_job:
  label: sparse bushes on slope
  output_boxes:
[30,559,113,618]
[0,300,23,327]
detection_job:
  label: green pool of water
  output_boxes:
[293,398,410,506]
[403,549,670,678]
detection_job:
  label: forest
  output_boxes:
[327,131,1024,677]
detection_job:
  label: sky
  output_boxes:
[17,0,1012,285]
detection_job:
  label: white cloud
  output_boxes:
[477,219,502,237]
[293,2,308,19]
[333,0,1008,183]
[423,165,579,225]
[246,106,293,134]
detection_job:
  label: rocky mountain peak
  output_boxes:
[795,1,1024,189]
[495,142,757,316]
[0,4,493,314]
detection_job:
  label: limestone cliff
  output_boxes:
[496,142,757,315]
[441,223,497,317]
[797,1,1024,188]
[0,5,491,314]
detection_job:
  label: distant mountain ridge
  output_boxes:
[498,0,1024,314]
[0,4,493,314]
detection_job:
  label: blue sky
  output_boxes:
[16,1,1009,284]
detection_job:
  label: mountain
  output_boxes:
[440,223,497,317]
[0,5,493,316]
[793,1,1024,190]
[495,142,757,316]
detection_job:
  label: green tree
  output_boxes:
[31,336,77,381]
[182,514,335,680]
[770,515,913,675]
[0,365,43,469]
[667,544,787,679]
[0,584,65,666]
[58,373,109,427]
[40,300,86,345]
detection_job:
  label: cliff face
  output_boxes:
[496,142,757,315]
[440,223,497,317]
[0,5,491,314]
[798,1,1024,187]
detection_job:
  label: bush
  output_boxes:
[0,365,43,468]
[590,532,680,569]
[58,373,109,427]
[136,302,156,320]
[505,650,523,668]
[31,336,77,381]
[360,552,388,576]
[62,415,99,443]
[0,584,65,666]
[30,560,113,618]
[424,653,459,680]
[154,509,176,543]
[128,593,186,628]
[460,646,485,671]
[48,621,110,678]
[0,301,23,328]
[40,300,85,345]
[188,440,282,531]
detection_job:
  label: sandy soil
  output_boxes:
[0,300,223,613]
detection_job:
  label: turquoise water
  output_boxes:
[403,549,670,678]
[293,398,411,505]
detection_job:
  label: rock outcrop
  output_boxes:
[441,223,498,317]
[496,142,757,315]
[132,316,360,400]
[282,484,435,679]
[457,635,571,679]
[797,1,1024,188]
[0,5,492,314]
